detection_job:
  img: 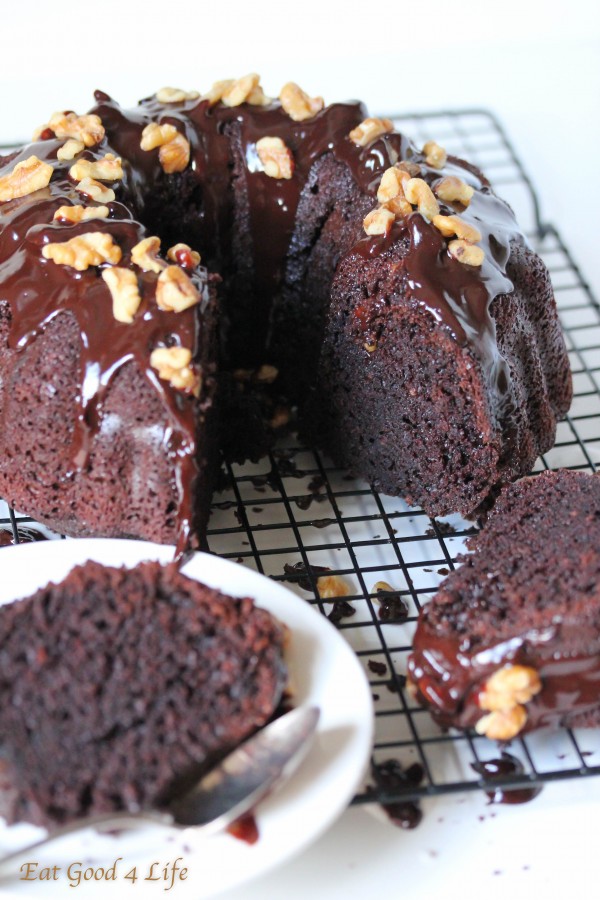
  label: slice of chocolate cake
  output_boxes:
[407,470,600,740]
[0,560,287,827]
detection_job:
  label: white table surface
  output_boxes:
[2,1,599,895]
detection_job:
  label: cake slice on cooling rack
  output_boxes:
[0,560,287,827]
[407,470,600,740]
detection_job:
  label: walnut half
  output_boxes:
[475,664,542,740]
[0,156,53,202]
[150,347,201,396]
[42,232,122,271]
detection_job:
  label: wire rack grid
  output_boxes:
[1,109,599,809]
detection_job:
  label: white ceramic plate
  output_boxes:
[0,539,373,898]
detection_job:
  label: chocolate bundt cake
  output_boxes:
[0,76,572,550]
[0,559,287,827]
[407,470,600,740]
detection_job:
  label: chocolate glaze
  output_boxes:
[471,753,542,805]
[0,89,526,551]
[408,625,600,733]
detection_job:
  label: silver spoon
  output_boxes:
[0,705,320,867]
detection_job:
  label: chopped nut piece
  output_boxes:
[405,677,419,702]
[140,122,178,151]
[159,132,190,174]
[363,207,395,235]
[383,196,413,218]
[44,112,105,147]
[364,341,377,352]
[150,346,201,396]
[434,175,474,207]
[396,160,422,178]
[255,364,278,383]
[348,117,394,147]
[404,178,440,220]
[42,232,121,271]
[57,139,85,161]
[102,267,142,324]
[140,122,191,173]
[317,575,352,599]
[156,265,200,313]
[256,136,294,179]
[377,166,410,203]
[0,155,53,202]
[270,405,291,429]
[475,706,528,741]
[422,140,447,169]
[372,581,395,594]
[75,177,115,203]
[131,236,166,274]
[279,82,324,121]
[448,239,485,266]
[53,204,109,223]
[479,665,542,712]
[155,86,200,103]
[247,85,272,106]
[432,214,481,243]
[167,243,201,269]
[202,79,235,106]
[69,153,123,183]
[221,73,261,107]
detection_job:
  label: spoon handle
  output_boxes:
[0,810,173,869]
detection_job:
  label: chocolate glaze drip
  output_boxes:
[0,89,527,550]
[408,626,600,733]
[471,753,542,805]
[0,136,209,555]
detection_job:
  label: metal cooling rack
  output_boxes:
[1,109,600,810]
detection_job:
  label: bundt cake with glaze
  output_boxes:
[0,559,287,827]
[407,470,600,740]
[0,76,572,550]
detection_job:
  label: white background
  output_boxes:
[1,1,599,897]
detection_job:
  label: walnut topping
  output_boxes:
[202,79,235,106]
[396,160,422,178]
[37,112,105,147]
[131,236,166,274]
[53,204,109,224]
[158,133,190,174]
[156,266,200,313]
[448,239,485,266]
[377,166,408,202]
[316,575,352,599]
[155,86,200,104]
[479,665,542,712]
[432,214,481,244]
[150,347,201,396]
[221,73,264,107]
[434,175,474,207]
[69,153,123,183]
[167,243,201,269]
[140,122,178,151]
[255,364,278,384]
[363,207,395,235]
[372,581,394,594]
[256,137,294,179]
[475,665,541,740]
[57,139,85,161]
[475,706,528,741]
[348,117,394,147]
[403,178,440,220]
[101,267,142,324]
[42,232,121,271]
[279,82,324,121]
[140,124,190,173]
[75,177,115,203]
[0,156,53,202]
[422,140,447,169]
